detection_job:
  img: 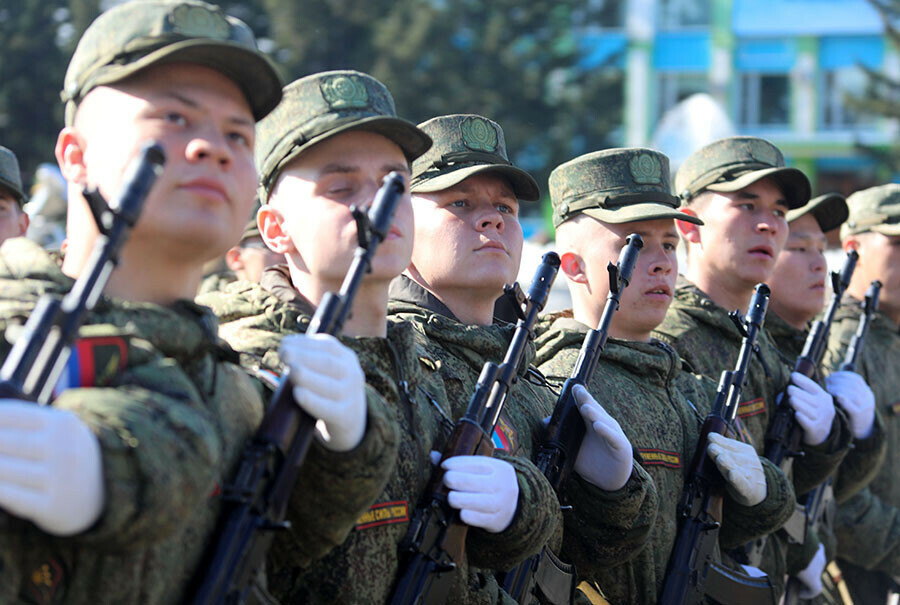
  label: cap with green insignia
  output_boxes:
[841,183,900,239]
[0,145,26,206]
[411,114,539,201]
[61,0,282,126]
[787,192,848,233]
[549,148,702,228]
[675,136,811,209]
[256,70,432,200]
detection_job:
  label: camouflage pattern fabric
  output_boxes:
[199,265,550,603]
[536,311,796,604]
[822,295,900,604]
[0,145,26,205]
[0,237,265,604]
[653,278,852,590]
[388,281,659,581]
[766,310,886,506]
[197,270,238,296]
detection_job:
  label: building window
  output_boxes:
[821,67,875,129]
[657,73,708,121]
[659,0,711,29]
[739,73,790,128]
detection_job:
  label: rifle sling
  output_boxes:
[533,546,577,605]
[704,560,777,605]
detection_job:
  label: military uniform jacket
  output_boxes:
[766,310,886,506]
[535,312,796,604]
[821,296,900,588]
[200,266,552,604]
[654,279,852,496]
[0,237,265,604]
[388,277,658,577]
[653,279,852,585]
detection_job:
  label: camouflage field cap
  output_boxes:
[410,114,540,201]
[256,70,432,199]
[841,183,900,238]
[549,148,703,228]
[675,136,810,209]
[61,0,282,126]
[0,145,26,206]
[786,192,848,233]
[239,199,261,242]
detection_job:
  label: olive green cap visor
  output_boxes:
[701,166,811,210]
[786,192,848,233]
[411,163,540,201]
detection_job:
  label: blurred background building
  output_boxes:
[577,0,897,193]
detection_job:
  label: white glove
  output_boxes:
[706,432,766,506]
[795,543,826,599]
[279,333,366,452]
[442,455,519,533]
[786,372,836,446]
[572,385,634,491]
[825,371,876,440]
[0,401,104,535]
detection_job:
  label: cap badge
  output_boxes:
[460,116,498,153]
[629,153,662,185]
[169,4,230,39]
[320,75,369,110]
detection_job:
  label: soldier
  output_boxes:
[536,147,796,604]
[0,145,29,245]
[0,1,292,602]
[199,73,559,603]
[822,184,900,605]
[653,137,853,598]
[389,115,659,599]
[766,193,887,599]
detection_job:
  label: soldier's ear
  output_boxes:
[842,236,860,255]
[676,208,701,244]
[560,251,588,285]
[257,204,294,254]
[55,127,87,185]
[224,246,245,272]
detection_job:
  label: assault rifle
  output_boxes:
[190,172,407,605]
[838,279,882,373]
[499,234,643,605]
[390,252,561,605]
[660,283,776,605]
[782,278,882,605]
[0,142,165,401]
[745,251,859,567]
[763,250,858,473]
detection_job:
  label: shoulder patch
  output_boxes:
[54,336,128,396]
[355,500,409,530]
[491,411,518,453]
[638,448,682,469]
[737,397,766,418]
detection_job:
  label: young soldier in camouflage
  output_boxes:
[389,115,659,597]
[0,145,29,245]
[821,184,900,605]
[536,147,796,604]
[0,1,284,602]
[652,137,852,598]
[766,192,887,599]
[199,73,559,603]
